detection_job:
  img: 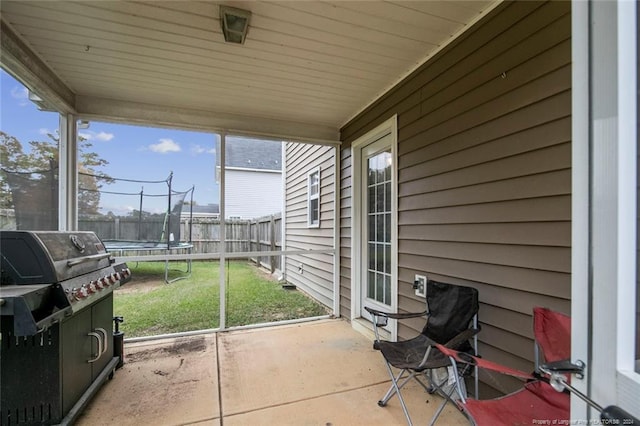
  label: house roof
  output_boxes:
[221,137,282,171]
[190,204,219,215]
[0,1,498,142]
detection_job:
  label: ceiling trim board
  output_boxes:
[75,95,341,146]
[0,18,75,114]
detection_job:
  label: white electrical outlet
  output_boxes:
[414,274,427,297]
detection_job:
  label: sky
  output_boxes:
[1,70,220,215]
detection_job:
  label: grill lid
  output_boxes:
[0,231,130,336]
[1,231,111,285]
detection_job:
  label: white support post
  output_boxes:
[571,0,591,419]
[615,0,640,415]
[219,133,227,330]
[58,113,78,231]
[281,142,287,283]
[333,144,341,317]
[572,0,640,420]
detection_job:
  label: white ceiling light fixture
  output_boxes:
[27,90,54,111]
[220,5,251,45]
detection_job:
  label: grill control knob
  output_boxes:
[100,277,110,287]
[113,272,121,282]
[86,283,96,294]
[108,274,116,284]
[74,287,89,300]
[121,268,131,278]
[94,279,104,290]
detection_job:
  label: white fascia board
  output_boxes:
[225,166,281,174]
[75,95,340,146]
[1,19,75,114]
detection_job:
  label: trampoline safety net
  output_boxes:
[1,161,59,231]
[2,166,193,248]
[77,172,194,250]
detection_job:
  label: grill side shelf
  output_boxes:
[0,284,72,336]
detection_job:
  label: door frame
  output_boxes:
[350,115,398,340]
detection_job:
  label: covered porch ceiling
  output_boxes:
[0,1,498,143]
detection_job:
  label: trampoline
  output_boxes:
[2,165,195,283]
[79,172,195,284]
[103,240,193,284]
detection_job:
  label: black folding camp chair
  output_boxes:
[365,279,480,426]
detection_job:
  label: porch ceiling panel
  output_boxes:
[0,0,496,141]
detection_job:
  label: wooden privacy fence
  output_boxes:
[77,213,283,272]
[248,214,282,273]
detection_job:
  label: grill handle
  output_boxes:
[87,332,103,363]
[67,253,112,267]
[95,328,108,355]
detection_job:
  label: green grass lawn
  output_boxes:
[114,260,329,337]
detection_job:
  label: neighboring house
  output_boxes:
[283,143,335,309]
[216,137,283,219]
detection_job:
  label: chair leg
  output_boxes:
[429,380,460,426]
[415,371,435,393]
[379,369,415,406]
[425,365,467,426]
[379,363,413,426]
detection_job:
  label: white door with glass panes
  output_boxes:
[360,133,396,323]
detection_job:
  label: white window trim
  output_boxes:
[307,166,321,228]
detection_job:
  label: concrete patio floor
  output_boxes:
[76,319,469,425]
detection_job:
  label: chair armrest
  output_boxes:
[364,306,428,320]
[539,359,584,376]
[435,343,534,380]
[364,307,428,344]
[601,406,639,425]
[443,327,481,350]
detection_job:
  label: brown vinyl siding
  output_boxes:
[339,0,571,395]
[284,142,336,308]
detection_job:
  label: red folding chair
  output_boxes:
[436,307,571,425]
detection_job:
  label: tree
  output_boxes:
[0,130,111,215]
[0,132,30,209]
[127,209,165,219]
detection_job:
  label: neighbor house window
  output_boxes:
[307,167,320,227]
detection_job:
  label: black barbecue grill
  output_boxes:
[0,230,131,425]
